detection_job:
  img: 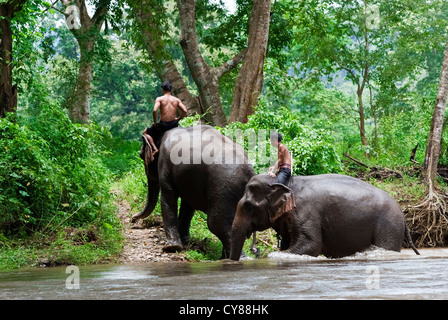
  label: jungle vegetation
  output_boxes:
[1,0,448,268]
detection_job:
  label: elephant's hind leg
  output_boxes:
[373,214,404,252]
[179,200,195,246]
[287,237,322,257]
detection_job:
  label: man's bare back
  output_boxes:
[277,144,292,167]
[153,94,187,125]
[143,81,187,157]
[268,132,292,186]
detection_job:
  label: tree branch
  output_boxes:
[213,48,248,78]
[177,0,210,79]
[340,65,360,88]
[343,153,369,168]
[74,0,91,29]
[287,68,318,97]
[91,1,109,30]
[1,0,27,16]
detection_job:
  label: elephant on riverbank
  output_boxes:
[132,125,254,258]
[230,174,420,260]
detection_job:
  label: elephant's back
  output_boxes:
[294,173,404,225]
[295,174,405,257]
[161,125,250,165]
[294,174,394,201]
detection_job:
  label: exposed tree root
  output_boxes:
[407,181,448,247]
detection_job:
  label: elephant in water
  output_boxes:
[132,125,254,258]
[230,174,420,260]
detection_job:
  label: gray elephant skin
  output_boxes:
[132,125,254,258]
[230,174,420,260]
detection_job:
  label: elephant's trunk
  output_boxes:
[230,229,246,261]
[230,205,251,261]
[131,179,160,223]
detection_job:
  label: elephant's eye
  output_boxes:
[243,200,255,212]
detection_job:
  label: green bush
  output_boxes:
[0,105,118,237]
[222,105,343,175]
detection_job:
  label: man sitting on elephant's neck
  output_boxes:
[268,132,292,186]
[143,81,188,157]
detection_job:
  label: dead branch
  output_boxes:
[343,153,403,180]
[410,143,419,164]
[343,153,369,168]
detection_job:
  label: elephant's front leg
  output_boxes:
[160,187,184,252]
[286,215,322,257]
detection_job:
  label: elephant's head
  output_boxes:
[230,175,295,260]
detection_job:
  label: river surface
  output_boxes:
[1,248,447,300]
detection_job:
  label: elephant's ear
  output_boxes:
[267,183,296,223]
[141,135,154,176]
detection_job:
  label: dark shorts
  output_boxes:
[276,167,291,186]
[145,120,179,139]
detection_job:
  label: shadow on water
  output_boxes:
[1,248,448,300]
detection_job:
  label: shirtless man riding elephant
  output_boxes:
[135,81,255,258]
[143,81,188,157]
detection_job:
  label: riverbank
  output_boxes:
[0,163,445,270]
[113,189,186,263]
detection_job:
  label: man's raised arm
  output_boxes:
[153,98,161,126]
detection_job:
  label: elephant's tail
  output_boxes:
[404,222,420,255]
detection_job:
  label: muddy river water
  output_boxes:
[1,248,447,300]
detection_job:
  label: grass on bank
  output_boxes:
[0,107,126,271]
[0,219,124,270]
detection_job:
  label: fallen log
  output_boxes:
[343,153,403,180]
[343,153,369,168]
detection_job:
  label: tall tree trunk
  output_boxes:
[68,42,93,123]
[423,36,448,187]
[0,0,26,118]
[62,0,109,123]
[229,0,271,123]
[176,0,226,126]
[357,87,368,147]
[369,86,378,149]
[130,0,201,116]
[177,0,246,127]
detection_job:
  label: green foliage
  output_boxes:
[5,0,448,266]
[222,103,343,175]
[111,162,152,215]
[179,113,203,127]
[101,136,142,178]
[91,41,160,139]
[185,211,223,261]
[0,104,119,238]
